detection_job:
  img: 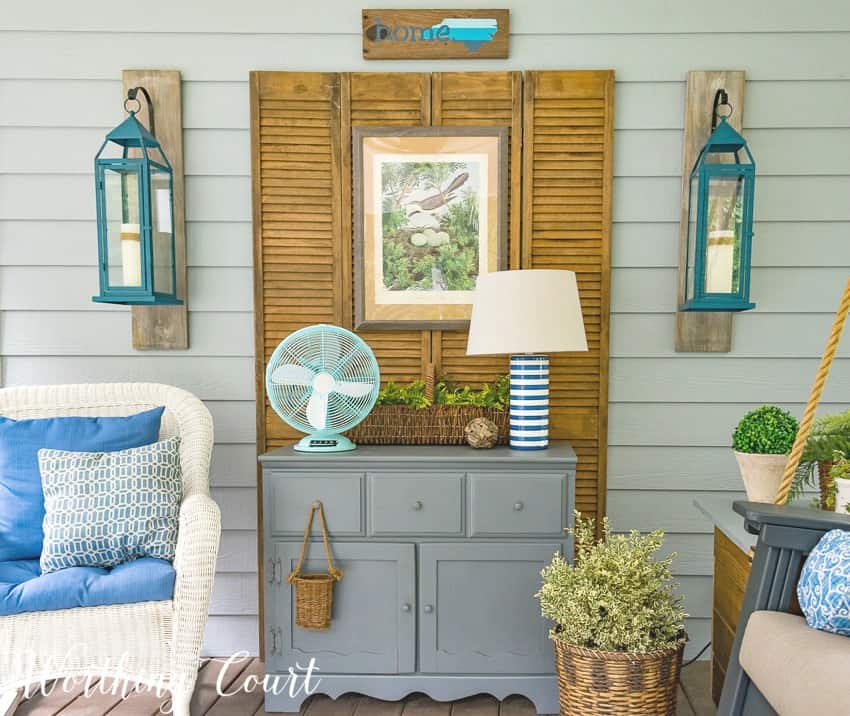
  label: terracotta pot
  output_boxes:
[734,451,788,503]
[834,478,850,514]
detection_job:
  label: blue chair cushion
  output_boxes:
[0,407,164,562]
[0,557,176,616]
[797,528,850,636]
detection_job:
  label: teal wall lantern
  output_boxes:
[680,89,756,312]
[93,87,181,305]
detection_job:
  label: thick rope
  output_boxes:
[775,277,850,505]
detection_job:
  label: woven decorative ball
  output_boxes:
[465,417,499,449]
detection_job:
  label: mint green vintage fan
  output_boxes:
[266,324,380,452]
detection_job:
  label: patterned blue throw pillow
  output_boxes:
[38,438,183,574]
[797,528,850,636]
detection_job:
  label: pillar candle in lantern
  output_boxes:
[706,230,735,294]
[120,222,142,286]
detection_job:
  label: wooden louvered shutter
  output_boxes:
[252,69,614,519]
[430,72,522,385]
[251,72,344,450]
[522,70,614,520]
[344,73,434,386]
[252,70,615,641]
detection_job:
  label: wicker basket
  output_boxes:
[553,639,685,716]
[347,404,509,446]
[819,460,836,510]
[287,501,343,630]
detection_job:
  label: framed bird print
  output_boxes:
[353,126,508,330]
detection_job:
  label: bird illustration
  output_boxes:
[415,171,470,211]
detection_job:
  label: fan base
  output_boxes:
[293,433,357,453]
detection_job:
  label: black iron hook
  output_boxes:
[711,88,733,130]
[124,86,156,138]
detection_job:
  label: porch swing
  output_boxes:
[719,277,850,716]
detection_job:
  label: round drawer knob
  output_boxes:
[514,501,525,512]
[412,500,424,511]
[424,604,434,614]
[401,603,412,613]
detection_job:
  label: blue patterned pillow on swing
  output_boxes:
[797,528,850,637]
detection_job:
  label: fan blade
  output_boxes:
[306,392,328,431]
[270,363,315,386]
[335,381,373,398]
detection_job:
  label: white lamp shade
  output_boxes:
[466,269,588,355]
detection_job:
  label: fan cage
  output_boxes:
[266,325,380,435]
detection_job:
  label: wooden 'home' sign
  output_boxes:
[362,9,509,59]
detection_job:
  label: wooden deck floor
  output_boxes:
[10,658,714,715]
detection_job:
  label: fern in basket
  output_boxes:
[536,512,687,653]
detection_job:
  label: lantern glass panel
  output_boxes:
[103,166,143,288]
[705,174,744,295]
[685,174,698,303]
[150,168,174,295]
[685,175,699,301]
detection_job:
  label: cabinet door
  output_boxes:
[419,543,559,674]
[270,542,415,674]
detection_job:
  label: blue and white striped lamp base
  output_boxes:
[509,354,549,450]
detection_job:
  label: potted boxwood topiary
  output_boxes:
[732,405,799,503]
[537,513,687,716]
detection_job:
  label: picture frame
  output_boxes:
[353,126,509,331]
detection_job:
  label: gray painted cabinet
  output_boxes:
[260,443,576,714]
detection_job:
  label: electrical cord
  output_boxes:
[681,641,711,668]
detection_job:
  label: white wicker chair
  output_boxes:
[0,383,221,716]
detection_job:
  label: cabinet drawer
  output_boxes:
[266,471,363,537]
[369,473,463,535]
[468,473,565,536]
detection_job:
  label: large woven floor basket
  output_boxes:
[554,639,684,715]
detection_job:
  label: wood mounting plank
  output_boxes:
[122,69,188,350]
[675,70,745,353]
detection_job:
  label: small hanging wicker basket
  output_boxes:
[287,501,343,630]
[553,638,685,716]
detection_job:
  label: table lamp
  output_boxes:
[466,269,587,450]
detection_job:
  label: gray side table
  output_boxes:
[259,443,577,714]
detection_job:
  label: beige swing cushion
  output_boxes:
[739,610,850,716]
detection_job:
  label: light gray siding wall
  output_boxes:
[1,0,848,658]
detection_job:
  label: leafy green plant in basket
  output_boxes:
[434,374,510,410]
[536,512,686,653]
[376,375,510,411]
[376,380,431,409]
[732,406,799,503]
